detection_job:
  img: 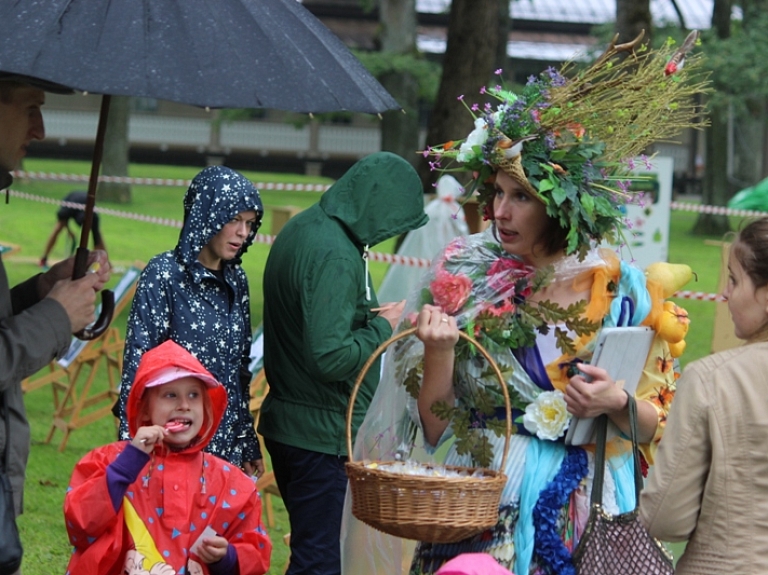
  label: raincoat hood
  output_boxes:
[126,339,228,453]
[319,151,428,247]
[176,166,264,266]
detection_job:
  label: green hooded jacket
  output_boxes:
[258,152,428,456]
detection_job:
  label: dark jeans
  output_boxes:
[264,438,348,575]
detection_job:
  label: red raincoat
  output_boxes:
[64,340,271,575]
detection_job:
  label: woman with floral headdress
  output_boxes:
[341,34,709,575]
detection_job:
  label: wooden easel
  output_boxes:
[22,263,144,451]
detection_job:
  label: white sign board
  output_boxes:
[601,156,674,270]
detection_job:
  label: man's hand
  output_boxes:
[46,273,102,334]
[37,249,110,298]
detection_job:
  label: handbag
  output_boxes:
[572,392,673,575]
[0,392,23,575]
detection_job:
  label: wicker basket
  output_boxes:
[345,326,511,543]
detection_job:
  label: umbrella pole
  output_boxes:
[72,95,114,341]
[73,94,111,280]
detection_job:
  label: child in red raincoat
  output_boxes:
[64,339,272,575]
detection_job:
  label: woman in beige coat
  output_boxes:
[640,217,768,574]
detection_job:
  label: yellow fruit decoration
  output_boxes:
[656,301,690,344]
[668,339,686,358]
[645,262,694,299]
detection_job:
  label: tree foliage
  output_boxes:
[700,14,768,113]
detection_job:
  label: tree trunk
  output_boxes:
[693,0,731,236]
[495,0,511,73]
[615,0,652,47]
[379,0,420,167]
[693,105,731,234]
[417,0,499,190]
[739,0,768,180]
[99,96,131,204]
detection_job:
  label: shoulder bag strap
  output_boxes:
[590,390,644,508]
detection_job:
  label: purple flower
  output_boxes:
[544,66,567,87]
[641,154,654,170]
[457,94,464,101]
[625,157,636,170]
[480,86,487,95]
[471,103,479,112]
[429,160,442,171]
[617,179,630,193]
[526,75,538,86]
[422,146,431,158]
[495,68,503,76]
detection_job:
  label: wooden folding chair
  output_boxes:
[22,262,144,451]
[250,365,283,526]
[251,365,290,573]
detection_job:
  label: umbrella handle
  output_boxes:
[72,247,115,340]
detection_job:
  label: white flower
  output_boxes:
[523,390,572,441]
[456,118,489,162]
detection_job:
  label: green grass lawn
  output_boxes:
[1,157,746,573]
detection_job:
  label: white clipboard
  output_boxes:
[564,326,655,446]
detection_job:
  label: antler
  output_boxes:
[591,29,646,70]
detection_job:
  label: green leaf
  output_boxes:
[403,363,424,400]
[538,178,555,193]
[551,184,568,205]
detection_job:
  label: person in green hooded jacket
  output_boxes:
[258,151,428,575]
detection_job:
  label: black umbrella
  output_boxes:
[0,0,400,338]
[0,0,398,113]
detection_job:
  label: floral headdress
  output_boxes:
[425,32,710,259]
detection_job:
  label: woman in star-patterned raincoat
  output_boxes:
[116,165,264,474]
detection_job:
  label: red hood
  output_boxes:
[126,339,227,453]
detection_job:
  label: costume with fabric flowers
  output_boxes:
[340,33,706,575]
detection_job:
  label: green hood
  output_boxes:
[320,151,428,247]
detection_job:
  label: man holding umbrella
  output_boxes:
[0,73,110,572]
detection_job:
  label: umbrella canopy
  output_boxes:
[0,0,399,114]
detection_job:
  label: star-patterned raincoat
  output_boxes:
[116,166,264,467]
[65,339,272,575]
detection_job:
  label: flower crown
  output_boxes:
[424,31,710,259]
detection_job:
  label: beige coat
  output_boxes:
[639,342,768,574]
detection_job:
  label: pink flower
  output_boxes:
[430,268,472,314]
[481,299,516,317]
[486,257,534,291]
[442,238,466,262]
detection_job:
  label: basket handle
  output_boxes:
[345,326,512,472]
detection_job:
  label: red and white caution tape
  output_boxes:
[366,252,432,267]
[673,290,725,302]
[669,201,767,218]
[12,170,330,192]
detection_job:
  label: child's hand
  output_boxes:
[197,535,229,564]
[131,425,167,454]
